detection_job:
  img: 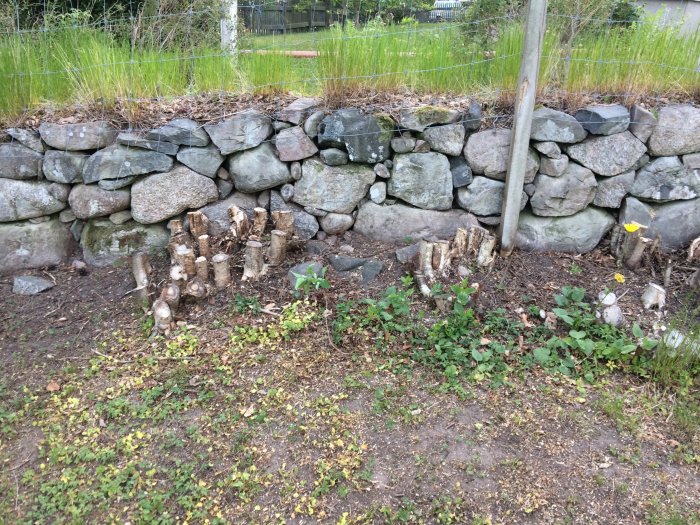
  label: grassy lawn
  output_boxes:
[1,17,699,117]
[1,246,698,524]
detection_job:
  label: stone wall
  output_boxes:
[1,99,699,271]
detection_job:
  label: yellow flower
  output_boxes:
[614,273,625,284]
[624,223,641,233]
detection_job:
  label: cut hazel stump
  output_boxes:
[153,299,172,333]
[198,234,212,259]
[187,211,209,240]
[242,240,267,281]
[185,277,207,300]
[267,230,288,266]
[170,265,187,287]
[432,240,451,275]
[195,256,209,282]
[175,245,197,279]
[228,205,250,242]
[160,283,181,313]
[211,253,231,290]
[272,210,294,238]
[250,207,268,239]
[131,252,152,304]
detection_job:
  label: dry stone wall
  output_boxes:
[1,100,700,271]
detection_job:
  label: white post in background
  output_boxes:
[498,0,548,256]
[221,0,238,53]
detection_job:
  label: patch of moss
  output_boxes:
[373,112,397,143]
[413,105,454,126]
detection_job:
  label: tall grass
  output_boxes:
[0,14,698,118]
[564,18,700,96]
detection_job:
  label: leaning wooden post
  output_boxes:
[498,0,548,257]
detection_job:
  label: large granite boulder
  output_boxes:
[566,131,646,176]
[38,121,117,151]
[270,190,319,240]
[82,145,173,186]
[539,154,569,177]
[319,148,348,166]
[515,208,615,253]
[228,142,292,192]
[80,219,169,266]
[319,213,354,235]
[354,201,478,243]
[0,144,43,180]
[147,118,210,147]
[684,153,700,170]
[574,105,630,135]
[0,219,73,271]
[131,166,218,224]
[530,163,598,216]
[370,181,387,204]
[421,123,465,156]
[275,126,318,161]
[450,156,473,188]
[116,132,180,155]
[397,106,461,132]
[464,129,539,182]
[277,97,321,125]
[6,128,44,152]
[176,144,224,178]
[204,111,273,155]
[388,152,453,210]
[463,100,482,131]
[531,108,587,143]
[456,176,526,217]
[317,109,394,163]
[68,185,130,219]
[194,192,259,236]
[648,105,700,156]
[43,150,88,184]
[12,276,54,295]
[629,105,657,143]
[0,180,69,222]
[593,171,635,208]
[630,156,700,202]
[620,196,700,251]
[293,158,375,214]
[303,110,326,139]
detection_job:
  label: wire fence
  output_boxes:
[0,0,699,122]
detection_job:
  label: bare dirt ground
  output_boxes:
[0,233,698,524]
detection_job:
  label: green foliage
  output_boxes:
[232,293,262,315]
[292,266,330,298]
[417,280,514,385]
[360,278,415,342]
[529,286,655,381]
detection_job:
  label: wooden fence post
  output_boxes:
[498,0,548,257]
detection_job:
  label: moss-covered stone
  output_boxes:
[373,112,397,143]
[81,219,169,266]
[397,105,461,132]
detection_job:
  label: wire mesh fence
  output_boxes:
[0,0,699,121]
